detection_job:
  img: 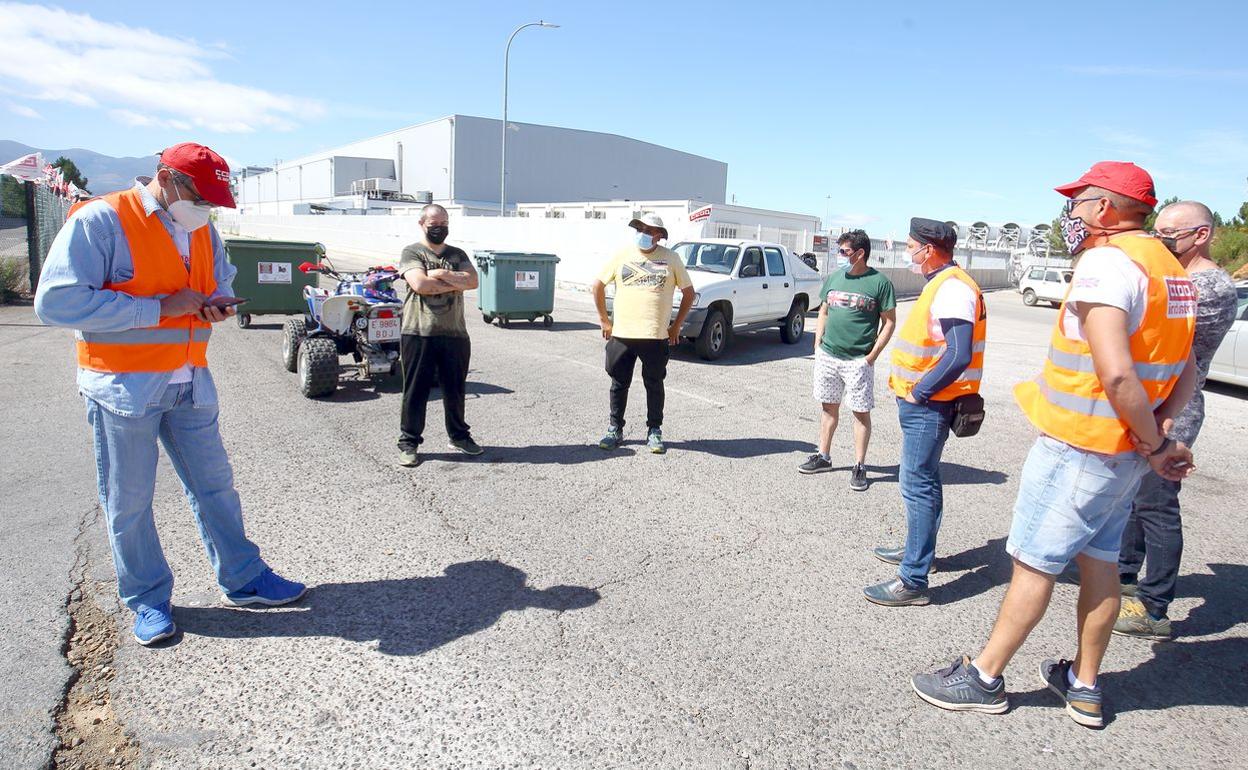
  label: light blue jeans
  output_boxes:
[86,383,267,611]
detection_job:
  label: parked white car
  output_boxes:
[670,239,824,360]
[1206,282,1248,388]
[1019,265,1073,307]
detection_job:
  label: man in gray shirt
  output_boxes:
[1116,200,1238,640]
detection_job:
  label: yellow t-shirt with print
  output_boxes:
[598,245,693,339]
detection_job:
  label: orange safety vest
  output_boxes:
[1014,233,1196,454]
[70,188,217,373]
[889,265,987,401]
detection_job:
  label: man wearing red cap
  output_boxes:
[36,143,307,647]
[910,162,1198,728]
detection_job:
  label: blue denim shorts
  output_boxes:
[1006,435,1148,574]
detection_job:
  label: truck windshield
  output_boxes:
[672,242,738,274]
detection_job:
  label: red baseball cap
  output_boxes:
[159,142,235,208]
[1054,161,1157,207]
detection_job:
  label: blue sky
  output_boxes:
[2,0,1247,237]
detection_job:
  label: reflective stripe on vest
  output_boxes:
[1013,233,1196,454]
[888,265,987,401]
[71,188,217,373]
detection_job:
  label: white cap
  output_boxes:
[628,212,668,239]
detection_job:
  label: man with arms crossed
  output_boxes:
[798,229,896,491]
[911,162,1197,728]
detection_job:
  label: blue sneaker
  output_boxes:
[224,569,308,607]
[133,602,176,646]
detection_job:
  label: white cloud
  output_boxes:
[0,2,324,134]
[8,102,42,119]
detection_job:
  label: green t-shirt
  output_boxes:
[818,267,896,359]
[398,243,471,337]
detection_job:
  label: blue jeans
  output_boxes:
[1118,470,1183,617]
[897,397,954,590]
[86,383,267,612]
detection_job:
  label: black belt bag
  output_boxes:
[949,393,985,438]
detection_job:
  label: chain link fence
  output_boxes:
[0,177,71,301]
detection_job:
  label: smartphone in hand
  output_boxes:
[207,296,249,308]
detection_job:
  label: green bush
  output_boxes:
[1212,228,1248,275]
[0,257,26,303]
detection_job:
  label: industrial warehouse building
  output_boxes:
[236,114,729,215]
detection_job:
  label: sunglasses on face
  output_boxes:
[838,248,855,256]
[1063,196,1105,216]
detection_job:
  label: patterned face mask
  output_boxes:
[1058,210,1091,255]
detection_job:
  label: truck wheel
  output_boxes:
[1023,289,1038,306]
[298,337,339,398]
[695,308,728,361]
[780,300,806,344]
[281,318,307,373]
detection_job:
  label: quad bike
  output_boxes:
[281,258,404,398]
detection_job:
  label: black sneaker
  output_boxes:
[798,453,833,474]
[912,655,1008,714]
[863,577,930,606]
[1039,658,1104,728]
[447,436,484,456]
[849,463,869,491]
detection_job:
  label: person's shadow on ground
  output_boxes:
[175,560,600,656]
[930,537,1011,605]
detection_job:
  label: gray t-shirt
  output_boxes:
[398,243,470,338]
[1170,267,1238,446]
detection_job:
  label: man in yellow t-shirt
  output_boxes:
[592,213,695,454]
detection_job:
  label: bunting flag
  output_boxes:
[0,152,46,181]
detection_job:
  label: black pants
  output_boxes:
[398,334,471,450]
[1119,470,1183,618]
[605,337,669,431]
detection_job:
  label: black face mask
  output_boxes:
[425,225,449,245]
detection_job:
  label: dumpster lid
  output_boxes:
[473,250,559,263]
[225,238,326,253]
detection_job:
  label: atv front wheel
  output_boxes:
[281,318,307,373]
[298,337,339,398]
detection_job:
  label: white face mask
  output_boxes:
[167,181,212,231]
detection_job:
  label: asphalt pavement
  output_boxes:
[2,283,1246,769]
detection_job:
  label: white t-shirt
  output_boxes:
[927,273,978,341]
[167,225,195,385]
[1061,246,1148,340]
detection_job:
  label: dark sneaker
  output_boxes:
[849,463,869,491]
[647,429,666,454]
[1039,658,1104,729]
[798,453,833,474]
[598,427,622,450]
[398,448,420,467]
[911,655,1008,714]
[448,436,484,456]
[1113,597,1171,641]
[863,577,929,606]
[133,602,176,646]
[224,569,308,607]
[872,545,904,566]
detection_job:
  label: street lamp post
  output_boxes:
[501,20,559,217]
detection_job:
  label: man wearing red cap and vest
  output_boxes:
[911,162,1197,729]
[36,143,307,647]
[863,218,986,607]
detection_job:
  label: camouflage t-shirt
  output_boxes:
[1170,267,1238,446]
[398,243,471,338]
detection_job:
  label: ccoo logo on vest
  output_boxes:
[1164,276,1197,319]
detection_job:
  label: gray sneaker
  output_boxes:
[1120,580,1139,598]
[849,463,869,491]
[798,453,834,474]
[863,577,930,606]
[647,429,666,454]
[598,427,622,450]
[1039,658,1104,729]
[1113,597,1172,641]
[448,436,484,456]
[912,655,1008,714]
[398,448,420,467]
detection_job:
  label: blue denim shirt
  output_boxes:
[34,179,236,417]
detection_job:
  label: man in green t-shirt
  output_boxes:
[395,204,481,467]
[798,230,896,490]
[591,213,695,454]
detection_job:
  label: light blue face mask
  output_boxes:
[635,232,655,250]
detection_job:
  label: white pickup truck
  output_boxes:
[669,239,824,360]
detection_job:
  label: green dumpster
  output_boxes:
[473,251,560,328]
[224,238,324,328]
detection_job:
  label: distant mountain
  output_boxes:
[0,140,158,194]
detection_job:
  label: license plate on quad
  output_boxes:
[367,317,400,342]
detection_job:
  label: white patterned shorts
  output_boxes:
[812,348,875,412]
